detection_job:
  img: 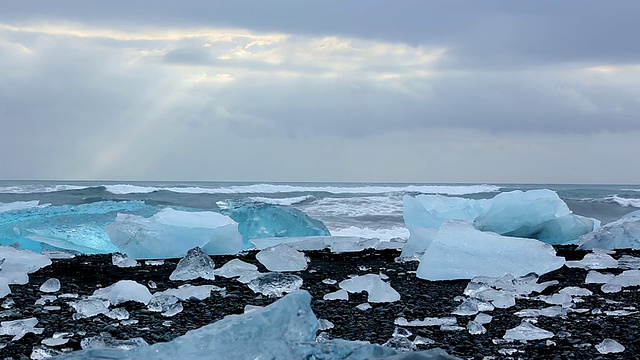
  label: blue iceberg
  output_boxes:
[578,210,640,250]
[220,200,330,247]
[404,190,599,245]
[54,290,459,360]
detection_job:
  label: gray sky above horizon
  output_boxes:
[1,1,639,183]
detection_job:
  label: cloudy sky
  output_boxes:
[1,1,639,183]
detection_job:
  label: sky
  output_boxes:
[1,1,639,184]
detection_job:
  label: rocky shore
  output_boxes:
[1,246,639,359]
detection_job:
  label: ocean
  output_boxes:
[1,180,639,245]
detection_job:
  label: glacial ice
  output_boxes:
[220,200,330,246]
[80,333,149,350]
[0,317,44,341]
[107,209,243,259]
[215,259,258,278]
[565,251,618,269]
[169,247,215,281]
[256,244,308,272]
[0,246,52,285]
[579,210,640,250]
[39,278,61,293]
[395,316,457,327]
[595,338,625,354]
[323,289,349,301]
[155,284,222,301]
[56,291,458,360]
[339,274,401,303]
[503,321,554,341]
[147,294,180,313]
[90,280,152,306]
[69,299,110,319]
[247,273,303,297]
[416,221,565,280]
[112,253,139,268]
[467,321,487,335]
[403,190,598,248]
[0,277,9,298]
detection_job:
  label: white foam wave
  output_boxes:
[301,196,404,218]
[0,185,89,194]
[0,200,41,213]
[248,195,315,206]
[103,183,499,195]
[330,226,410,242]
[608,195,640,208]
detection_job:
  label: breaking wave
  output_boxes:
[607,195,640,208]
[329,226,410,242]
[248,195,315,206]
[0,185,89,194]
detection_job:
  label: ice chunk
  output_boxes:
[417,221,565,280]
[515,306,568,318]
[91,280,152,306]
[467,321,486,335]
[566,252,618,269]
[247,273,303,297]
[0,277,9,299]
[256,244,307,272]
[250,235,378,253]
[81,333,149,350]
[148,294,180,313]
[169,247,215,281]
[383,327,417,352]
[106,209,242,259]
[356,302,372,311]
[318,319,335,330]
[39,278,61,293]
[474,313,492,325]
[395,317,457,327]
[339,274,400,303]
[111,253,138,268]
[155,284,221,301]
[585,270,615,284]
[161,302,183,317]
[558,286,593,297]
[69,299,110,319]
[106,308,130,320]
[579,210,640,250]
[0,317,43,340]
[503,321,554,341]
[215,259,258,278]
[41,332,72,347]
[221,201,330,246]
[618,255,640,270]
[31,346,64,359]
[595,338,625,354]
[404,190,598,247]
[323,289,349,301]
[0,246,52,285]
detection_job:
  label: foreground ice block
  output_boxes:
[417,221,565,280]
[578,210,640,250]
[0,246,52,285]
[339,274,400,303]
[55,291,459,360]
[169,247,216,281]
[404,190,598,246]
[106,208,243,259]
[221,201,330,246]
[256,244,307,272]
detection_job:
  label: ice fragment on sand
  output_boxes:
[558,286,593,297]
[318,319,334,330]
[474,313,492,325]
[383,327,416,352]
[395,316,457,327]
[41,332,73,346]
[323,289,349,301]
[169,247,215,281]
[595,338,625,354]
[585,271,614,284]
[256,244,307,272]
[243,305,263,314]
[515,307,568,318]
[416,221,565,280]
[91,280,152,305]
[31,346,64,359]
[0,277,9,299]
[618,255,640,269]
[322,278,337,285]
[80,333,149,350]
[35,295,57,305]
[0,317,43,341]
[339,274,400,303]
[69,299,110,319]
[155,284,220,301]
[412,336,435,346]
[247,273,303,297]
[356,303,372,311]
[161,302,183,317]
[503,321,554,341]
[565,251,618,269]
[215,259,258,278]
[106,208,242,259]
[106,308,130,320]
[111,253,138,268]
[579,210,640,250]
[0,246,51,285]
[467,321,486,335]
[147,294,180,313]
[39,278,61,293]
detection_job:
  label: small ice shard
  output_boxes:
[412,336,435,346]
[440,325,465,332]
[111,253,138,268]
[585,270,614,284]
[169,247,215,281]
[515,307,568,318]
[566,252,618,269]
[330,237,379,253]
[474,313,492,325]
[558,286,593,297]
[155,284,221,301]
[215,259,258,278]
[145,260,165,266]
[39,278,61,293]
[162,321,172,327]
[416,221,565,280]
[539,292,573,307]
[503,321,554,341]
[605,310,636,316]
[31,346,63,359]
[161,302,183,317]
[243,305,263,314]
[595,338,625,354]
[601,283,622,293]
[247,273,303,297]
[41,332,73,346]
[106,308,130,320]
[323,289,349,301]
[382,327,416,352]
[80,333,149,350]
[356,302,372,311]
[256,244,307,272]
[69,299,110,319]
[43,306,61,311]
[0,317,44,341]
[618,255,640,269]
[452,299,479,316]
[147,280,157,289]
[395,316,457,327]
[467,321,486,335]
[107,208,243,259]
[318,319,334,330]
[491,294,516,309]
[339,274,400,303]
[91,280,152,306]
[579,210,640,250]
[0,277,10,299]
[1,298,15,308]
[147,294,180,313]
[0,246,52,285]
[322,278,337,285]
[35,295,57,305]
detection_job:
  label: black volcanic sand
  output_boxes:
[1,246,640,359]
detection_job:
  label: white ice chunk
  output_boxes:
[394,316,457,327]
[0,317,43,341]
[566,252,618,269]
[161,302,183,317]
[323,289,349,301]
[585,270,615,284]
[356,303,372,311]
[247,273,303,297]
[417,221,565,280]
[318,319,334,331]
[169,247,215,281]
[503,321,554,341]
[0,246,52,285]
[106,209,242,259]
[595,338,625,354]
[579,210,640,250]
[474,313,492,325]
[467,321,487,335]
[515,306,568,318]
[91,280,152,306]
[69,299,110,319]
[106,308,130,320]
[618,255,640,270]
[558,286,593,297]
[155,284,220,301]
[339,274,400,303]
[215,259,258,278]
[80,334,149,350]
[250,236,378,253]
[0,277,9,299]
[256,244,307,272]
[111,253,139,268]
[39,278,61,293]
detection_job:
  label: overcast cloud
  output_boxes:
[1,1,639,183]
